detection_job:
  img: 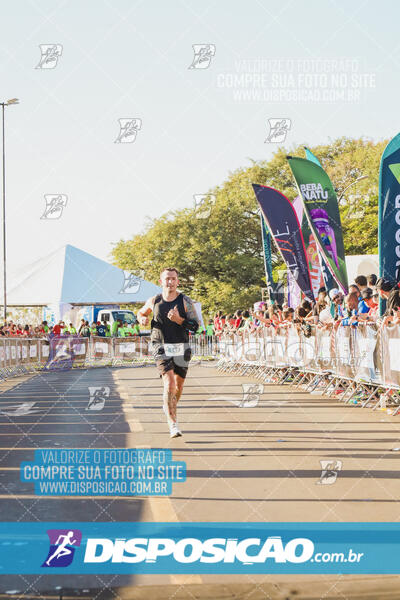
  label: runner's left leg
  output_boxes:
[162,370,177,423]
[174,373,185,405]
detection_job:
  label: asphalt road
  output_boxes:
[0,362,399,598]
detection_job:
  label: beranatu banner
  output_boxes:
[287,156,348,294]
[302,147,337,292]
[253,184,314,300]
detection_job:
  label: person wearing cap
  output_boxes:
[96,321,107,337]
[329,288,340,301]
[328,288,344,321]
[355,288,378,322]
[336,291,360,328]
[358,288,373,314]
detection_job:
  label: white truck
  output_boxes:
[61,305,138,330]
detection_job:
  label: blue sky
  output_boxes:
[0,0,398,271]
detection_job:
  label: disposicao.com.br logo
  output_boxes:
[40,532,364,571]
[0,522,377,574]
[42,529,82,567]
[84,535,314,564]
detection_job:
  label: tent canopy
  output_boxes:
[5,244,162,306]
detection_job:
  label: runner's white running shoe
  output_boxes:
[169,422,182,438]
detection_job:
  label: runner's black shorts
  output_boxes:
[155,346,192,379]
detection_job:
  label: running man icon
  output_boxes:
[42,529,82,567]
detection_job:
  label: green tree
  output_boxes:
[111,137,385,314]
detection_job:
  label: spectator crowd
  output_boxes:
[0,318,141,339]
[205,274,400,338]
[2,274,400,341]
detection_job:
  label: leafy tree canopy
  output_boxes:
[111,137,385,315]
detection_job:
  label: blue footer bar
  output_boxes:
[0,522,397,574]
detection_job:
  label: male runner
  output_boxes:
[137,268,199,437]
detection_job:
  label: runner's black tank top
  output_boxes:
[151,293,188,344]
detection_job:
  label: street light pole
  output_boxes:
[1,103,6,325]
[0,98,18,324]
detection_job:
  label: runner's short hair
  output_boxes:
[160,267,179,277]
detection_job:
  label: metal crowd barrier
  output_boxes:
[6,328,399,415]
[0,334,221,382]
[0,336,153,380]
[216,323,400,416]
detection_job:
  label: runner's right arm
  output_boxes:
[137,296,155,326]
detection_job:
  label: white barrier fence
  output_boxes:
[0,336,153,378]
[0,334,219,381]
[3,328,400,414]
[216,324,400,415]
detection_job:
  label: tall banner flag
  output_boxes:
[287,196,303,307]
[379,133,400,314]
[287,156,348,294]
[292,195,325,301]
[253,184,314,300]
[303,148,337,292]
[260,214,284,304]
[304,146,322,167]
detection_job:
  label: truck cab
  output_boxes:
[97,309,137,326]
